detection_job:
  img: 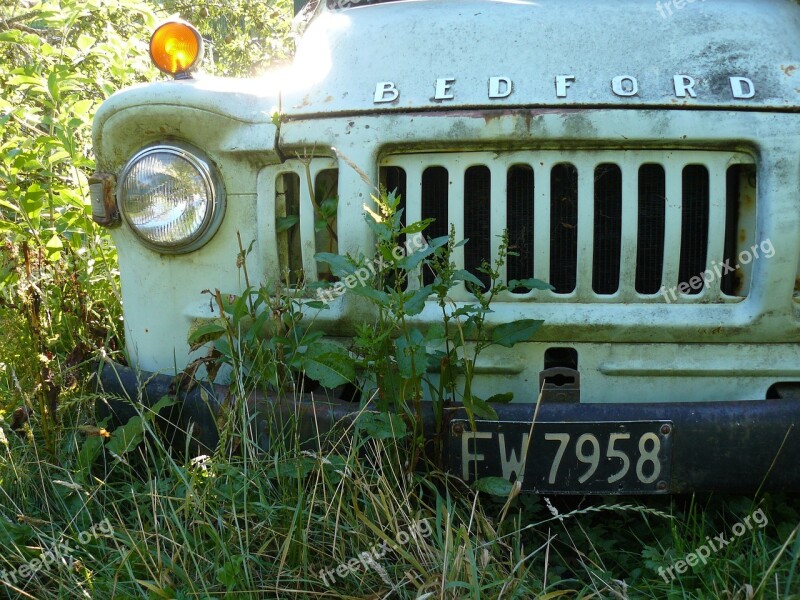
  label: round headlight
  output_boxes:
[118,145,224,253]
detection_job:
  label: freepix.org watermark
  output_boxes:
[658,508,768,583]
[660,239,775,303]
[315,232,427,305]
[318,519,432,587]
[0,519,113,587]
[656,0,708,19]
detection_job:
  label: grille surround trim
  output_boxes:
[381,149,756,304]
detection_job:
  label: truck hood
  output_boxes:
[281,0,800,116]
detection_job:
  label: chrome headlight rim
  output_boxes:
[117,143,225,254]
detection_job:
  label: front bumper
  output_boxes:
[96,362,800,494]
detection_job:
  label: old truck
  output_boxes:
[92,0,800,493]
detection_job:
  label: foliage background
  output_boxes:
[0,0,294,448]
[0,1,798,599]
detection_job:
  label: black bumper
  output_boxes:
[96,362,800,494]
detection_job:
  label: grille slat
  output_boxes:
[619,158,641,300]
[705,164,729,301]
[506,165,534,289]
[678,165,710,296]
[379,150,755,303]
[661,162,684,295]
[489,163,508,285]
[592,164,622,295]
[550,164,579,294]
[575,163,595,298]
[403,167,423,291]
[533,161,552,286]
[448,162,466,281]
[635,164,666,295]
[421,166,449,286]
[464,165,492,288]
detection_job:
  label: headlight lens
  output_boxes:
[118,145,224,253]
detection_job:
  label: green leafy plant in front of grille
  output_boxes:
[312,180,553,467]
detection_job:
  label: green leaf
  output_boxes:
[487,392,514,405]
[403,285,433,316]
[395,328,426,379]
[216,556,246,589]
[424,323,446,345]
[508,278,555,291]
[348,284,389,304]
[147,396,177,420]
[0,31,22,43]
[473,477,514,496]
[21,185,44,217]
[106,416,145,457]
[319,197,337,219]
[300,341,354,388]
[275,215,298,232]
[47,70,59,101]
[314,252,356,278]
[400,219,433,235]
[78,435,104,474]
[48,149,71,165]
[274,456,316,479]
[70,98,94,117]
[187,318,227,347]
[397,246,434,271]
[427,235,450,250]
[45,233,63,261]
[491,319,544,348]
[453,304,487,318]
[465,395,498,420]
[76,34,96,52]
[304,300,330,310]
[357,412,407,440]
[453,269,485,288]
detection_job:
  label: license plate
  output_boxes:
[449,420,673,494]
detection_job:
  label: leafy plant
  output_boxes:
[0,0,161,452]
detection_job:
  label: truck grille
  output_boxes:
[380,150,756,303]
[271,158,339,284]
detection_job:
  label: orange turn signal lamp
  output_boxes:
[149,20,203,78]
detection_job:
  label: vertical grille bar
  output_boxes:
[618,157,639,299]
[298,164,321,282]
[403,162,423,291]
[661,160,684,295]
[704,160,728,301]
[265,172,285,280]
[533,161,552,285]
[448,159,466,275]
[489,161,507,286]
[575,160,596,299]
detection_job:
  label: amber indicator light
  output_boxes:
[149,20,203,77]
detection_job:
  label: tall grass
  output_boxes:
[0,2,799,599]
[2,377,799,598]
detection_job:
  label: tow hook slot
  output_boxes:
[538,367,580,403]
